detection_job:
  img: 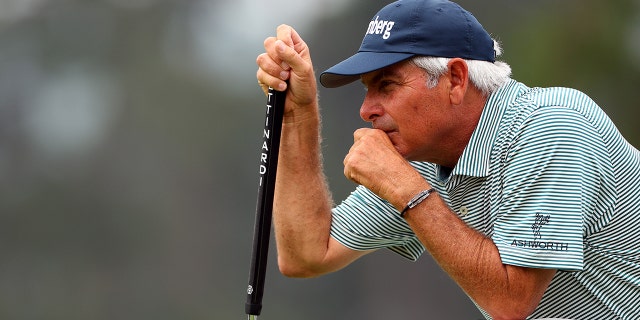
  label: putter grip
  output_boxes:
[245,88,286,317]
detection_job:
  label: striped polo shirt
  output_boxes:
[330,79,640,319]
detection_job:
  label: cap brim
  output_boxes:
[319,51,415,88]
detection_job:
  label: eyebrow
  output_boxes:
[361,68,403,88]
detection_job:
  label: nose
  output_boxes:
[359,92,383,122]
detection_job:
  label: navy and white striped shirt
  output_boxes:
[330,79,640,319]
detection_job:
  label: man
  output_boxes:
[255,0,640,319]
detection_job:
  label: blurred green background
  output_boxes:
[0,0,637,319]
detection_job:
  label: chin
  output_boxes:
[395,147,413,161]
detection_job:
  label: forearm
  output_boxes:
[272,101,334,276]
[400,187,554,319]
[343,128,554,317]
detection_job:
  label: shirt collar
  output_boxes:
[440,79,528,179]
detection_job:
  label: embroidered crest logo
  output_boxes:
[531,213,550,240]
[511,213,568,251]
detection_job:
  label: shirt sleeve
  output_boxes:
[493,107,604,271]
[330,185,425,261]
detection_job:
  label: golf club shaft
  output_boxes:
[245,87,286,318]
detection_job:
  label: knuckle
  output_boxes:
[256,53,273,70]
[263,36,274,47]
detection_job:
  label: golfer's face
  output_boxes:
[360,61,452,162]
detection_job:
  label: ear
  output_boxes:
[447,58,469,105]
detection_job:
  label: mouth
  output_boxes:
[372,123,393,133]
[377,127,396,136]
[371,121,398,139]
[375,127,398,144]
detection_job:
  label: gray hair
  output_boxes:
[410,39,512,96]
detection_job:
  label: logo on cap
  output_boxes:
[366,16,395,40]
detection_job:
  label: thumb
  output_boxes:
[274,39,312,80]
[276,24,296,49]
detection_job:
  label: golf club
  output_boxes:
[245,87,286,320]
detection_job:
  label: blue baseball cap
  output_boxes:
[320,0,495,88]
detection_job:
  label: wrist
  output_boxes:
[283,99,320,126]
[388,172,432,213]
[400,188,436,218]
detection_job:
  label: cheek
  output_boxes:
[387,133,413,158]
[402,105,435,136]
[395,110,439,156]
[394,121,426,153]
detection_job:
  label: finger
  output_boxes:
[353,128,367,140]
[256,67,287,93]
[276,24,296,49]
[273,40,310,77]
[277,24,309,58]
[343,151,358,184]
[272,26,311,76]
[256,75,268,96]
[257,53,289,82]
[353,128,376,145]
[289,27,307,55]
[263,36,291,71]
[258,39,291,93]
[257,50,289,79]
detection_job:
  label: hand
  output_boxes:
[256,25,318,114]
[343,128,430,210]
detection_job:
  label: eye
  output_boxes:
[378,80,394,91]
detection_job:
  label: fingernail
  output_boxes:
[280,70,289,80]
[281,61,290,70]
[278,82,287,91]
